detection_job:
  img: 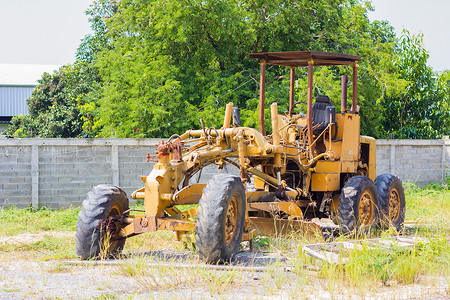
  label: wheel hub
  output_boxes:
[358,191,374,225]
[225,196,238,245]
[389,188,400,222]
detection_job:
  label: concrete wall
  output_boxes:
[1,137,449,209]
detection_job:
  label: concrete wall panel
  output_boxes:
[0,137,448,208]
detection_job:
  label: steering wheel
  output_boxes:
[289,101,307,115]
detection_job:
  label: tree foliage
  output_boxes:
[7,0,449,139]
[6,66,83,137]
[382,32,449,138]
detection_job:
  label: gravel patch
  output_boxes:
[0,248,448,299]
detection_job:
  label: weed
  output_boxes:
[117,255,149,277]
[94,294,118,299]
[3,287,21,293]
[46,262,72,274]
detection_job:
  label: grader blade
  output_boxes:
[249,217,324,241]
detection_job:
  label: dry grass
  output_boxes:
[0,183,448,298]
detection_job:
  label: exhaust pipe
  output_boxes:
[341,75,348,113]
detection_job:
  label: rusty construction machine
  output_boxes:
[76,51,406,262]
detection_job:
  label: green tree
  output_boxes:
[8,0,448,139]
[382,32,449,138]
[93,0,405,137]
[5,66,83,137]
[6,0,117,138]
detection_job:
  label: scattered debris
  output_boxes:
[303,236,429,264]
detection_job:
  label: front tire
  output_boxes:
[338,176,380,234]
[76,184,129,260]
[195,174,246,263]
[374,174,406,230]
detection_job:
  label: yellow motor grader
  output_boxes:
[76,51,406,262]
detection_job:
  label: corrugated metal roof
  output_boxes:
[0,86,33,116]
[0,64,60,86]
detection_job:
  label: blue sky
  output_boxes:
[0,0,448,71]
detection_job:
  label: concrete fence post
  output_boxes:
[31,144,39,208]
[443,136,449,183]
[112,145,119,186]
[390,144,396,176]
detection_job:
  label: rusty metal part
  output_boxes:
[352,63,358,112]
[307,59,314,154]
[341,75,348,113]
[146,153,158,162]
[259,60,266,135]
[289,67,295,117]
[157,141,171,153]
[120,216,195,238]
[171,140,183,162]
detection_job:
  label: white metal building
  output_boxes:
[0,64,60,133]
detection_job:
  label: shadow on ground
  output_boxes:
[122,248,286,268]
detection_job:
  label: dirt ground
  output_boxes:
[0,232,448,299]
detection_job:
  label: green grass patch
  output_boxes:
[311,233,450,297]
[0,206,80,236]
[405,182,450,234]
[0,234,77,260]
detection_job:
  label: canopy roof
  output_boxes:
[248,51,361,67]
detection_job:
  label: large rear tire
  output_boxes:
[76,184,129,260]
[338,176,380,234]
[195,174,246,263]
[374,174,406,230]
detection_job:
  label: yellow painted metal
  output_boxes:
[165,206,181,217]
[311,173,340,191]
[389,187,401,222]
[241,229,257,241]
[248,202,303,218]
[172,183,206,205]
[271,103,282,170]
[248,217,324,240]
[247,167,278,187]
[145,168,170,218]
[361,136,376,180]
[341,113,360,163]
[314,161,341,173]
[341,161,357,173]
[246,190,276,203]
[225,196,239,245]
[131,187,145,199]
[120,216,195,238]
[157,218,195,232]
[120,222,135,237]
[223,102,233,128]
[253,175,265,189]
[178,207,199,220]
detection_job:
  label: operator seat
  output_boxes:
[312,95,335,134]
